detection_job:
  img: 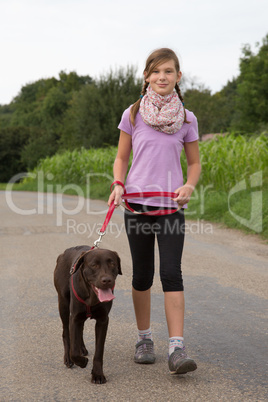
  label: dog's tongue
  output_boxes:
[98,288,115,302]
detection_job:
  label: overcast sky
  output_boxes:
[1,0,267,105]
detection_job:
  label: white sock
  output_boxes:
[169,337,184,355]
[138,328,152,341]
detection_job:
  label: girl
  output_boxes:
[108,48,201,374]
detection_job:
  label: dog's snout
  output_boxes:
[101,276,112,285]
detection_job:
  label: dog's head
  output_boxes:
[73,248,122,302]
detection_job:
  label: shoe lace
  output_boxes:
[170,346,187,364]
[137,342,154,355]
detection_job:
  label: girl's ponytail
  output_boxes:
[175,83,190,124]
[130,81,149,126]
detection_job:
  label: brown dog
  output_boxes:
[54,245,122,384]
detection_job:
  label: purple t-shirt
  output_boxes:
[118,106,199,208]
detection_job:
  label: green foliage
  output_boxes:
[0,104,15,129]
[0,67,141,171]
[60,84,106,149]
[24,133,268,196]
[0,126,29,181]
[11,77,58,127]
[232,34,268,132]
[20,128,58,170]
[184,133,268,238]
[196,133,268,191]
[184,76,241,136]
[8,71,93,169]
[31,146,118,185]
[184,87,214,135]
[60,66,142,149]
[210,78,238,133]
[184,34,268,136]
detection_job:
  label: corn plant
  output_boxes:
[26,133,267,193]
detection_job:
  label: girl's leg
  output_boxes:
[164,291,185,337]
[157,211,197,373]
[124,208,155,320]
[156,210,185,294]
[132,287,155,364]
[157,211,185,340]
[124,208,156,364]
[132,287,151,330]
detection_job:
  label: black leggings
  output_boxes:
[124,204,185,292]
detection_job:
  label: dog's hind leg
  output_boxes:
[58,297,73,368]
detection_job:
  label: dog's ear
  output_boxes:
[113,251,122,275]
[70,251,88,274]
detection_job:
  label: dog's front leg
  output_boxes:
[69,315,88,368]
[58,297,73,368]
[80,321,88,356]
[91,316,109,384]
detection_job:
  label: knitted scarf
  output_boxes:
[139,86,184,134]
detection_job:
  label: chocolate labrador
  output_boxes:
[54,245,122,384]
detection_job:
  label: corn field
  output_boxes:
[29,133,268,192]
[192,133,267,191]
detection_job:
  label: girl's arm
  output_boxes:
[108,131,132,206]
[173,140,201,206]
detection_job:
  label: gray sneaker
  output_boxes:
[168,347,197,374]
[134,339,156,364]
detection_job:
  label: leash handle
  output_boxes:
[121,191,181,216]
[110,180,126,193]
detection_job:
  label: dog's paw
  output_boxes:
[91,373,107,384]
[64,356,74,368]
[79,357,88,368]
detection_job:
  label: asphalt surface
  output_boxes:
[1,191,267,401]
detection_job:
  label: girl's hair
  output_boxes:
[130,48,189,125]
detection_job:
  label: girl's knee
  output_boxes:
[132,278,153,291]
[161,276,184,292]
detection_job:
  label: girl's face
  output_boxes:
[145,59,182,96]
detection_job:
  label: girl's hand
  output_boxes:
[172,184,194,206]
[108,185,125,207]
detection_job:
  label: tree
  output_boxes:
[0,104,15,129]
[60,66,142,149]
[9,71,93,168]
[60,83,104,149]
[210,78,238,133]
[183,85,214,135]
[20,128,58,170]
[0,127,28,181]
[232,34,268,132]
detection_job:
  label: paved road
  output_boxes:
[1,191,267,401]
